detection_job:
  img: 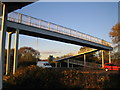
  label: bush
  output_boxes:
[3,65,64,89]
[3,67,120,89]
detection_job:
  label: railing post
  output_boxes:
[48,22,50,30]
[29,16,31,25]
[39,20,41,28]
[56,25,58,32]
[102,40,104,46]
[19,13,22,23]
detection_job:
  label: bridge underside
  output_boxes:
[2,2,32,13]
[6,20,112,50]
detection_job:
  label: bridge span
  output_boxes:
[1,12,112,50]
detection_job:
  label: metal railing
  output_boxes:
[7,12,112,47]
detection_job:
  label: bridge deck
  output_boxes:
[0,12,113,50]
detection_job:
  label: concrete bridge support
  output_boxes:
[109,51,111,63]
[6,32,13,75]
[84,54,86,67]
[67,59,70,68]
[59,63,61,68]
[101,50,104,68]
[55,63,57,68]
[0,3,8,89]
[13,29,19,74]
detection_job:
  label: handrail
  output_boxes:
[7,12,112,47]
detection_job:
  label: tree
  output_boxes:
[78,46,93,54]
[18,47,40,67]
[109,23,120,44]
[109,23,120,61]
[48,55,54,63]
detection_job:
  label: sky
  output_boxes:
[1,2,118,59]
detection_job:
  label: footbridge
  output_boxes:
[4,12,112,50]
[0,1,113,89]
[54,49,101,68]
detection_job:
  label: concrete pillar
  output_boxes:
[6,32,13,75]
[55,63,57,68]
[0,2,2,16]
[0,3,8,89]
[72,64,73,68]
[109,51,111,63]
[84,54,86,66]
[60,63,61,68]
[13,29,19,74]
[101,50,104,68]
[67,59,69,68]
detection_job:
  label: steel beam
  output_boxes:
[0,3,8,90]
[6,32,13,75]
[13,29,19,74]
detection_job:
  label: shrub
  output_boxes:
[3,67,120,89]
[3,65,64,89]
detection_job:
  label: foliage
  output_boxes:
[3,66,120,89]
[4,47,40,74]
[78,47,93,54]
[18,47,40,67]
[109,23,120,63]
[48,55,54,63]
[18,47,40,62]
[3,65,64,89]
[109,23,120,44]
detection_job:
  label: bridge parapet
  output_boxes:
[7,12,112,47]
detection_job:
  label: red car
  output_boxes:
[104,63,120,71]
